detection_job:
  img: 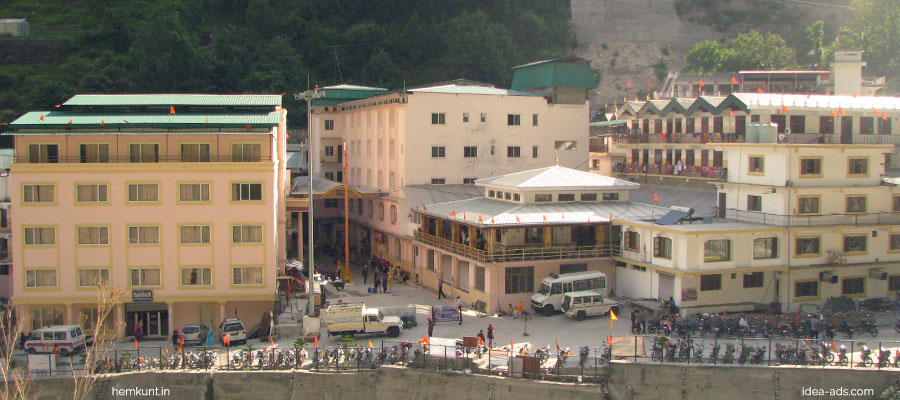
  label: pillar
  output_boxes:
[297,211,304,262]
[451,223,459,244]
[167,302,175,337]
[116,304,125,338]
[487,228,495,251]
[65,304,73,325]
[219,301,226,322]
[435,218,442,238]
[543,227,552,248]
[468,225,477,248]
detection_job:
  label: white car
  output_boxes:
[218,318,247,345]
[24,325,87,357]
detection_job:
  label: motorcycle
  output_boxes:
[555,347,571,369]
[836,345,849,366]
[750,346,766,365]
[837,318,855,339]
[578,346,590,368]
[859,345,874,367]
[722,343,735,364]
[858,320,879,338]
[878,347,891,368]
[708,344,721,364]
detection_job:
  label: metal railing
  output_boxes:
[715,207,900,227]
[12,156,273,164]
[613,162,727,181]
[413,231,615,263]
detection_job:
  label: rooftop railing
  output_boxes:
[613,162,727,181]
[12,156,273,164]
[715,207,900,227]
[414,231,617,263]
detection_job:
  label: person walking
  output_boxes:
[437,278,446,299]
[362,265,369,285]
[382,274,389,293]
[171,329,180,347]
[427,318,434,337]
[477,329,486,345]
[134,321,143,341]
[487,324,494,348]
[630,309,637,333]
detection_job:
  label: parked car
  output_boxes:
[561,290,620,321]
[24,325,87,357]
[218,318,247,345]
[182,325,203,346]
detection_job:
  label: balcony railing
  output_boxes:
[715,207,900,227]
[414,231,616,263]
[12,156,274,164]
[613,162,727,181]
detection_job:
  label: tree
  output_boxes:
[442,10,515,85]
[803,21,826,67]
[720,30,795,71]
[828,0,900,89]
[684,40,723,73]
[127,11,215,92]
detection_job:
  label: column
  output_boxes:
[451,223,459,244]
[297,211,304,262]
[167,302,175,337]
[543,227,552,248]
[219,301,227,322]
[116,304,125,338]
[65,304,73,325]
[452,257,459,289]
[468,226,476,248]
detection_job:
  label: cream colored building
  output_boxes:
[6,94,287,337]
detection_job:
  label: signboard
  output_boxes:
[432,305,461,323]
[373,231,384,244]
[132,290,153,302]
[428,337,457,358]
[681,288,697,302]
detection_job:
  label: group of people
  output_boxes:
[362,256,410,294]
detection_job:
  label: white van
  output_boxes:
[561,291,619,321]
[531,271,607,316]
[24,325,87,357]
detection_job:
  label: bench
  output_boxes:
[472,300,487,314]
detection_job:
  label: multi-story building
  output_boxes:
[6,94,287,337]
[0,149,12,299]
[611,140,899,314]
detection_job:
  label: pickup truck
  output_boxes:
[322,303,403,338]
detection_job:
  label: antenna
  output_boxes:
[555,149,559,166]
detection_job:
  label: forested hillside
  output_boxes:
[0,0,571,125]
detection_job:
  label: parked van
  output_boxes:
[24,325,87,357]
[561,291,619,321]
[531,271,607,316]
[218,318,247,345]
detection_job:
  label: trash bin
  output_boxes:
[404,320,414,329]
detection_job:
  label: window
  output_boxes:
[798,197,819,214]
[700,274,721,291]
[463,146,477,158]
[480,113,487,122]
[555,141,577,151]
[76,184,107,203]
[841,277,864,295]
[31,308,63,330]
[525,228,543,244]
[748,156,764,174]
[231,183,262,201]
[507,114,520,126]
[843,235,867,252]
[427,249,435,271]
[653,236,672,259]
[324,172,334,181]
[488,190,495,198]
[127,183,159,202]
[879,117,892,135]
[430,178,445,184]
[891,234,900,250]
[532,146,538,158]
[232,143,261,162]
[848,158,868,176]
[753,237,777,259]
[504,192,511,200]
[795,237,820,255]
[895,196,900,212]
[800,158,821,176]
[324,146,334,156]
[463,178,476,184]
[623,231,639,251]
[513,193,520,201]
[378,202,385,221]
[459,112,468,123]
[558,194,575,202]
[431,113,445,125]
[846,196,866,213]
[24,227,54,245]
[747,195,761,212]
[22,184,54,203]
[490,145,495,155]
[504,266,533,294]
[390,204,398,224]
[532,114,538,126]
[232,266,263,285]
[495,191,503,199]
[80,306,114,330]
[232,225,263,243]
[704,240,731,262]
[78,268,109,287]
[128,226,159,244]
[367,200,373,217]
[770,115,786,133]
[323,199,338,208]
[179,183,210,202]
[431,146,445,158]
[181,143,210,162]
[602,193,619,201]
[535,194,552,202]
[181,225,211,244]
[581,193,597,201]
[77,226,108,245]
[25,269,57,288]
[28,144,59,163]
[743,272,764,288]
[130,268,161,286]
[789,115,805,133]
[129,143,159,163]
[79,143,109,163]
[860,117,874,134]
[181,267,212,286]
[507,146,521,158]
[685,118,695,133]
[889,275,900,292]
[475,266,485,291]
[819,116,835,134]
[324,120,335,130]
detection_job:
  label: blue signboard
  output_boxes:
[132,290,153,302]
[432,305,461,323]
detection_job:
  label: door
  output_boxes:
[841,116,853,144]
[199,304,215,332]
[717,193,726,218]
[658,273,674,301]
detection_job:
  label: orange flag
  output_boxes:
[853,92,857,98]
[449,210,456,217]
[123,119,130,124]
[653,193,659,202]
[884,113,889,121]
[556,339,561,354]
[698,80,705,87]
[463,212,466,220]
[874,109,881,116]
[39,114,44,121]
[728,109,734,117]
[830,110,837,117]
[648,83,654,88]
[543,214,547,221]
[757,87,764,93]
[515,215,520,223]
[313,336,319,347]
[423,204,427,211]
[839,107,846,116]
[490,217,495,224]
[269,336,275,347]
[731,76,738,84]
[66,119,73,125]
[170,106,176,114]
[478,336,484,346]
[223,335,231,346]
[610,309,618,320]
[134,338,139,350]
[100,119,105,127]
[607,335,613,344]
[626,81,632,88]
[782,105,789,113]
[478,215,483,223]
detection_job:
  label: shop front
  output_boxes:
[125,296,169,339]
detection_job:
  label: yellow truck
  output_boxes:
[322,303,403,338]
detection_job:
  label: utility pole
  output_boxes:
[295,87,321,317]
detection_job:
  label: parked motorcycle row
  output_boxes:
[635,311,880,339]
[108,350,219,372]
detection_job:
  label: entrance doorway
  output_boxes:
[125,302,169,338]
[658,273,674,301]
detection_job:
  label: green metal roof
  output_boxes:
[63,94,282,107]
[9,111,280,129]
[589,120,628,127]
[511,57,596,91]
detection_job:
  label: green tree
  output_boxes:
[720,30,795,71]
[829,0,900,89]
[127,11,215,92]
[684,40,723,73]
[803,20,825,67]
[442,10,515,85]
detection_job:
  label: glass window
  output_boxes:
[533,146,538,158]
[431,146,445,158]
[390,205,397,224]
[22,184,55,203]
[430,178,445,184]
[507,114,521,126]
[181,268,212,286]
[325,120,335,130]
[533,114,538,126]
[700,274,721,291]
[507,146,521,158]
[130,268,161,286]
[129,143,159,163]
[843,235,867,252]
[232,143,261,162]
[800,158,821,176]
[890,234,900,250]
[525,228,543,244]
[76,184,108,203]
[79,143,109,163]
[841,277,864,295]
[431,113,445,125]
[31,308,63,330]
[743,272,764,288]
[653,236,671,259]
[232,225,263,243]
[795,281,818,297]
[535,194,552,202]
[623,231,639,251]
[181,143,211,162]
[463,146,477,158]
[232,267,263,285]
[480,113,486,123]
[24,227,55,245]
[747,195,761,212]
[128,226,159,244]
[77,226,109,245]
[848,158,868,176]
[580,193,597,201]
[181,225,211,244]
[179,183,210,202]
[846,196,866,213]
[704,240,730,262]
[795,237,820,255]
[127,183,159,202]
[28,144,59,163]
[504,266,533,294]
[860,117,874,134]
[748,156,764,173]
[753,237,777,259]
[558,194,575,202]
[602,193,619,201]
[888,275,900,292]
[77,268,109,287]
[894,196,900,212]
[231,183,262,201]
[462,113,469,122]
[25,269,57,288]
[798,197,819,214]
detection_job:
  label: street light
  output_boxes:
[295,88,321,317]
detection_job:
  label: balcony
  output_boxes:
[12,155,274,164]
[715,207,900,227]
[613,162,727,181]
[414,231,615,263]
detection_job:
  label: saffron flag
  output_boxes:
[731,76,738,84]
[698,80,704,87]
[556,340,561,354]
[223,335,231,346]
[164,347,168,354]
[728,109,734,117]
[830,110,836,117]
[170,106,176,114]
[884,113,889,121]
[757,87,764,93]
[653,193,659,202]
[610,309,618,320]
[66,119,73,125]
[100,119,105,127]
[648,83,654,88]
[54,104,61,108]
[515,215,520,223]
[313,336,319,347]
[450,210,456,217]
[368,340,374,349]
[39,114,44,121]
[839,107,846,116]
[270,336,275,347]
[134,338,139,350]
[782,105,789,113]
[463,212,466,220]
[543,214,547,221]
[626,81,632,88]
[491,217,495,224]
[607,335,613,344]
[478,336,484,346]
[478,215,483,223]
[423,204,427,211]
